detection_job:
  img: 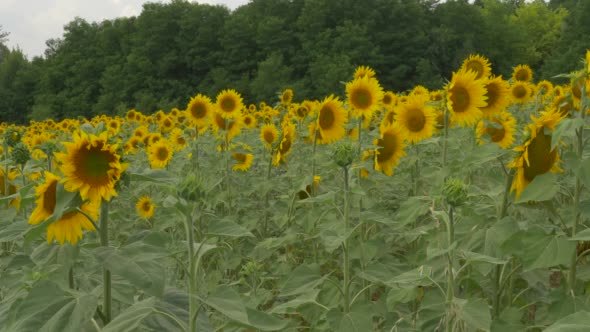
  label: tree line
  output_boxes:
[0,0,588,124]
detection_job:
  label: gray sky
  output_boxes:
[2,0,248,58]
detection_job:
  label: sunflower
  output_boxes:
[410,85,429,98]
[430,90,444,102]
[0,168,20,208]
[510,108,565,197]
[281,88,294,105]
[346,76,384,119]
[537,80,554,98]
[216,89,243,119]
[148,139,173,169]
[380,109,396,130]
[446,69,488,127]
[159,116,175,133]
[133,126,148,139]
[28,172,99,245]
[293,104,310,121]
[124,137,141,155]
[56,131,125,202]
[586,50,590,73]
[232,152,254,171]
[510,81,533,104]
[553,94,574,117]
[126,109,138,121]
[186,94,213,128]
[354,65,376,79]
[243,114,257,129]
[481,76,510,116]
[395,95,437,143]
[274,123,296,166]
[260,124,278,149]
[382,91,397,110]
[460,54,492,80]
[136,196,155,219]
[512,64,533,82]
[373,124,406,176]
[107,119,121,135]
[316,95,348,144]
[169,128,187,151]
[475,112,516,149]
[212,110,242,141]
[571,73,590,108]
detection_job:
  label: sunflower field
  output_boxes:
[0,51,590,332]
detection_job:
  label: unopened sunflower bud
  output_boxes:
[3,128,21,147]
[333,142,357,168]
[11,143,30,166]
[178,173,206,202]
[443,178,468,207]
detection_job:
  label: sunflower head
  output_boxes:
[232,152,254,171]
[148,139,173,169]
[281,88,294,105]
[537,80,554,97]
[243,114,257,129]
[55,131,125,202]
[273,123,296,166]
[216,89,244,119]
[475,112,516,149]
[395,94,436,143]
[382,91,397,109]
[353,65,376,79]
[260,124,278,149]
[460,54,492,80]
[373,124,406,176]
[346,76,384,119]
[481,76,510,116]
[186,94,213,127]
[446,69,487,127]
[510,81,533,104]
[136,196,155,219]
[512,64,533,82]
[316,95,348,144]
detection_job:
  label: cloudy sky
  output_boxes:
[2,0,249,58]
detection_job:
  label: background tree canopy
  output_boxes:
[0,0,586,123]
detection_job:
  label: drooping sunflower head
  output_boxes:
[394,94,437,144]
[373,124,406,176]
[552,94,575,117]
[316,95,348,144]
[136,196,155,219]
[281,88,294,105]
[586,50,590,73]
[216,89,244,119]
[510,81,533,104]
[186,94,212,128]
[169,128,188,151]
[481,76,510,116]
[446,69,487,127]
[475,112,516,149]
[47,199,99,245]
[353,65,376,79]
[346,76,384,119]
[460,54,492,80]
[148,139,173,169]
[55,131,125,202]
[512,64,533,82]
[29,171,60,225]
[570,73,590,107]
[293,103,310,120]
[260,124,278,150]
[273,122,296,166]
[232,152,254,172]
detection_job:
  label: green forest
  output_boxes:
[0,0,588,124]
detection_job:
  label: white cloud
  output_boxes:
[2,0,248,58]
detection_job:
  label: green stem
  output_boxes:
[47,155,52,173]
[357,118,370,301]
[3,143,9,200]
[185,212,198,332]
[493,166,513,318]
[263,149,274,237]
[310,130,318,197]
[342,166,351,313]
[99,202,111,324]
[569,123,585,295]
[442,106,449,168]
[69,267,75,289]
[445,205,455,332]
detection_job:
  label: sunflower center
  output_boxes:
[42,179,58,214]
[319,107,335,129]
[486,124,505,142]
[405,107,426,132]
[376,132,397,163]
[450,86,470,113]
[176,137,186,145]
[220,97,236,113]
[515,70,529,82]
[76,145,115,185]
[244,117,252,125]
[383,94,392,105]
[512,85,527,99]
[351,88,372,110]
[142,201,152,211]
[233,153,247,163]
[263,130,275,144]
[485,83,499,109]
[523,129,557,182]
[191,102,207,119]
[156,147,169,161]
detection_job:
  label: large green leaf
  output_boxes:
[503,230,575,271]
[207,218,254,238]
[515,173,558,203]
[102,298,157,332]
[454,297,491,332]
[544,311,590,332]
[5,280,97,332]
[279,264,325,297]
[326,305,373,332]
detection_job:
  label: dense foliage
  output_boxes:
[1,0,589,124]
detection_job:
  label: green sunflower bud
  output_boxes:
[11,143,30,166]
[3,128,21,147]
[178,173,206,202]
[443,178,468,207]
[333,141,357,168]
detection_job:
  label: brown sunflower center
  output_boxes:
[512,85,527,99]
[523,129,557,182]
[191,102,207,119]
[486,123,505,142]
[42,179,58,214]
[176,137,186,146]
[319,107,335,129]
[233,153,247,163]
[376,131,398,163]
[263,130,275,144]
[156,147,169,161]
[515,69,530,82]
[76,144,115,185]
[351,88,372,110]
[142,200,152,212]
[220,97,236,113]
[450,86,470,113]
[466,61,484,79]
[244,117,252,125]
[484,82,500,109]
[405,107,426,132]
[383,94,392,105]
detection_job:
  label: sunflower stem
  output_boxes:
[99,201,111,324]
[3,142,8,201]
[357,118,370,301]
[311,130,318,197]
[493,165,513,318]
[185,211,198,332]
[442,105,449,168]
[569,120,585,295]
[47,154,52,173]
[445,205,455,332]
[263,148,274,237]
[342,166,351,313]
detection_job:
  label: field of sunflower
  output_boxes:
[0,51,590,331]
